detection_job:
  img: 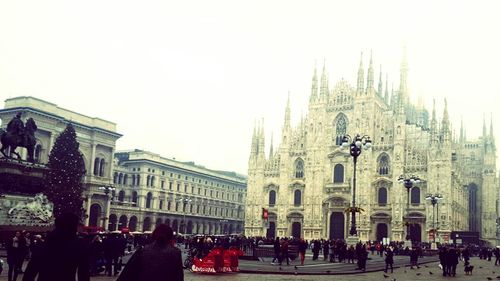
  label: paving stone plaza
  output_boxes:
[2,256,496,281]
[2,247,499,281]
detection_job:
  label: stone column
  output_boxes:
[90,144,96,176]
[103,194,112,230]
[84,194,92,226]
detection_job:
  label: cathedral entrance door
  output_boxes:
[267,221,276,238]
[376,223,388,242]
[329,212,345,240]
[291,222,301,238]
[410,224,422,242]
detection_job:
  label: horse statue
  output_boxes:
[0,116,38,162]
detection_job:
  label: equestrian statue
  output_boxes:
[0,112,38,162]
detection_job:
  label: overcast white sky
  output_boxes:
[1,0,499,175]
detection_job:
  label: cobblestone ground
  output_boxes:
[2,257,500,281]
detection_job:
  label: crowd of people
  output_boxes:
[3,225,150,281]
[4,220,500,281]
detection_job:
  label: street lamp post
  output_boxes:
[178,197,192,234]
[341,134,372,237]
[398,175,421,243]
[99,185,115,230]
[425,193,443,245]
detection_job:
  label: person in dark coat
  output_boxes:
[298,238,307,265]
[117,224,183,281]
[22,213,90,281]
[7,231,22,281]
[439,247,449,276]
[279,238,289,266]
[409,248,419,269]
[272,237,281,264]
[384,246,394,273]
[447,248,459,277]
[312,240,321,260]
[322,240,329,261]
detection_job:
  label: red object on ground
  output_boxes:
[191,247,243,273]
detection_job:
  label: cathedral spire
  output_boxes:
[490,113,494,138]
[320,59,328,98]
[284,92,291,129]
[269,132,274,159]
[384,74,389,103]
[399,46,409,105]
[483,113,487,138]
[460,117,464,144]
[378,64,383,96]
[250,120,257,157]
[430,99,438,143]
[259,118,265,158]
[366,50,374,93]
[356,52,364,95]
[310,61,318,102]
[441,99,450,141]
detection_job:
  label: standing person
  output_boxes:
[22,213,90,281]
[298,238,307,266]
[409,248,419,269]
[102,234,115,276]
[494,247,500,266]
[329,241,336,263]
[16,231,27,274]
[271,237,281,265]
[117,224,183,281]
[384,246,394,273]
[312,240,321,260]
[279,238,289,266]
[447,248,459,277]
[439,246,449,277]
[89,235,103,276]
[7,232,22,281]
[322,240,329,261]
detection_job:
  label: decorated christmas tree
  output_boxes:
[44,123,86,219]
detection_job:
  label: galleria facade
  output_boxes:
[0,96,246,234]
[244,53,499,245]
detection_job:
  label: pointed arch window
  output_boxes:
[333,164,344,183]
[378,187,387,206]
[335,115,347,145]
[269,190,276,207]
[294,159,304,178]
[378,154,390,175]
[294,190,302,206]
[411,187,420,205]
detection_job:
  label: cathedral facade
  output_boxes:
[244,53,499,245]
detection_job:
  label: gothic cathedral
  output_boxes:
[244,52,499,246]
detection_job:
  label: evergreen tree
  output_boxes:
[44,123,86,219]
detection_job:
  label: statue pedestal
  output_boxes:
[346,236,360,246]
